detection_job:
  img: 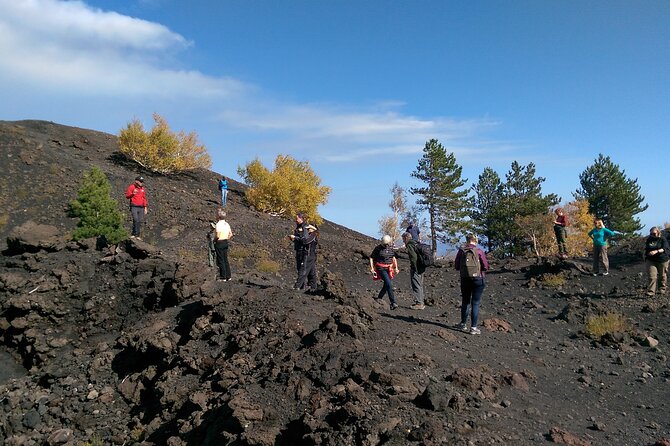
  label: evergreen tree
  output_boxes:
[69,166,127,244]
[470,167,504,251]
[501,161,559,256]
[410,139,471,252]
[575,154,647,234]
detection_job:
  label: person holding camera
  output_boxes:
[125,176,148,239]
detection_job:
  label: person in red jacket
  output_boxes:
[125,176,148,239]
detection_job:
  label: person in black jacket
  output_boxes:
[644,226,669,297]
[402,232,425,309]
[293,224,319,292]
[369,235,400,310]
[289,213,308,288]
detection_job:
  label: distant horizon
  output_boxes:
[1,0,667,238]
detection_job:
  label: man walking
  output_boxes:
[125,176,148,239]
[403,232,425,309]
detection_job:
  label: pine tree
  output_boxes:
[69,167,127,244]
[470,167,504,251]
[575,154,647,234]
[410,139,471,252]
[501,161,559,256]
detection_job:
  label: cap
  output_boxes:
[135,176,144,182]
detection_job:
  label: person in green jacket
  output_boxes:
[588,219,618,276]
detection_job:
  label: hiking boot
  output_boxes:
[469,326,481,335]
[455,323,468,332]
[410,303,426,310]
[390,303,399,310]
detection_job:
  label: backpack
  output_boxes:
[416,242,434,267]
[460,247,481,278]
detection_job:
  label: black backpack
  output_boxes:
[416,242,434,267]
[460,247,481,278]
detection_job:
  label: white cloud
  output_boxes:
[0,0,246,97]
[0,0,520,164]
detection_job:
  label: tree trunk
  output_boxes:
[429,205,437,255]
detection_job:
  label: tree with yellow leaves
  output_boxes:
[237,155,331,224]
[562,199,595,257]
[118,113,211,174]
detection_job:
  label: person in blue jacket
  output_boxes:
[218,176,228,207]
[588,219,618,276]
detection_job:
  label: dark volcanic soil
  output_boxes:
[1,120,669,446]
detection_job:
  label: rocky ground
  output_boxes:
[1,120,669,446]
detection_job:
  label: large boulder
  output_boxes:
[6,221,65,254]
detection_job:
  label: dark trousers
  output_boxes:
[460,277,485,327]
[215,240,231,280]
[376,267,396,305]
[295,254,317,291]
[130,206,144,237]
[554,225,567,254]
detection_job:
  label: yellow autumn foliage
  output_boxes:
[118,113,211,174]
[237,155,331,224]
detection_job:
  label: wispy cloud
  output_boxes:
[0,0,521,164]
[0,0,246,97]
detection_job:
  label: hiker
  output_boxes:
[402,232,425,310]
[588,219,617,276]
[218,176,228,207]
[553,207,569,259]
[406,222,420,241]
[214,209,233,281]
[294,224,319,292]
[369,235,400,310]
[207,222,216,267]
[288,212,308,286]
[454,233,489,335]
[643,226,669,296]
[125,176,148,239]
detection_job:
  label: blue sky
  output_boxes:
[1,0,668,245]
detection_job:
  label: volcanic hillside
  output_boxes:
[0,120,669,446]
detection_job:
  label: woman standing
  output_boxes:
[294,224,319,292]
[588,219,616,276]
[369,235,400,310]
[553,208,569,259]
[454,234,489,335]
[644,226,669,297]
[214,209,233,281]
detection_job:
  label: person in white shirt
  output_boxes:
[214,209,233,281]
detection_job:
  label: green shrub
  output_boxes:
[229,245,250,260]
[69,166,128,244]
[255,258,280,273]
[541,273,567,288]
[118,113,211,174]
[238,154,331,224]
[585,313,628,339]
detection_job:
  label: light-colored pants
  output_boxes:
[410,268,424,305]
[646,259,669,296]
[593,245,609,274]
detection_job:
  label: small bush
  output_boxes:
[238,154,331,224]
[118,113,211,174]
[540,273,567,288]
[69,166,127,244]
[228,245,249,260]
[585,313,629,339]
[255,258,280,273]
